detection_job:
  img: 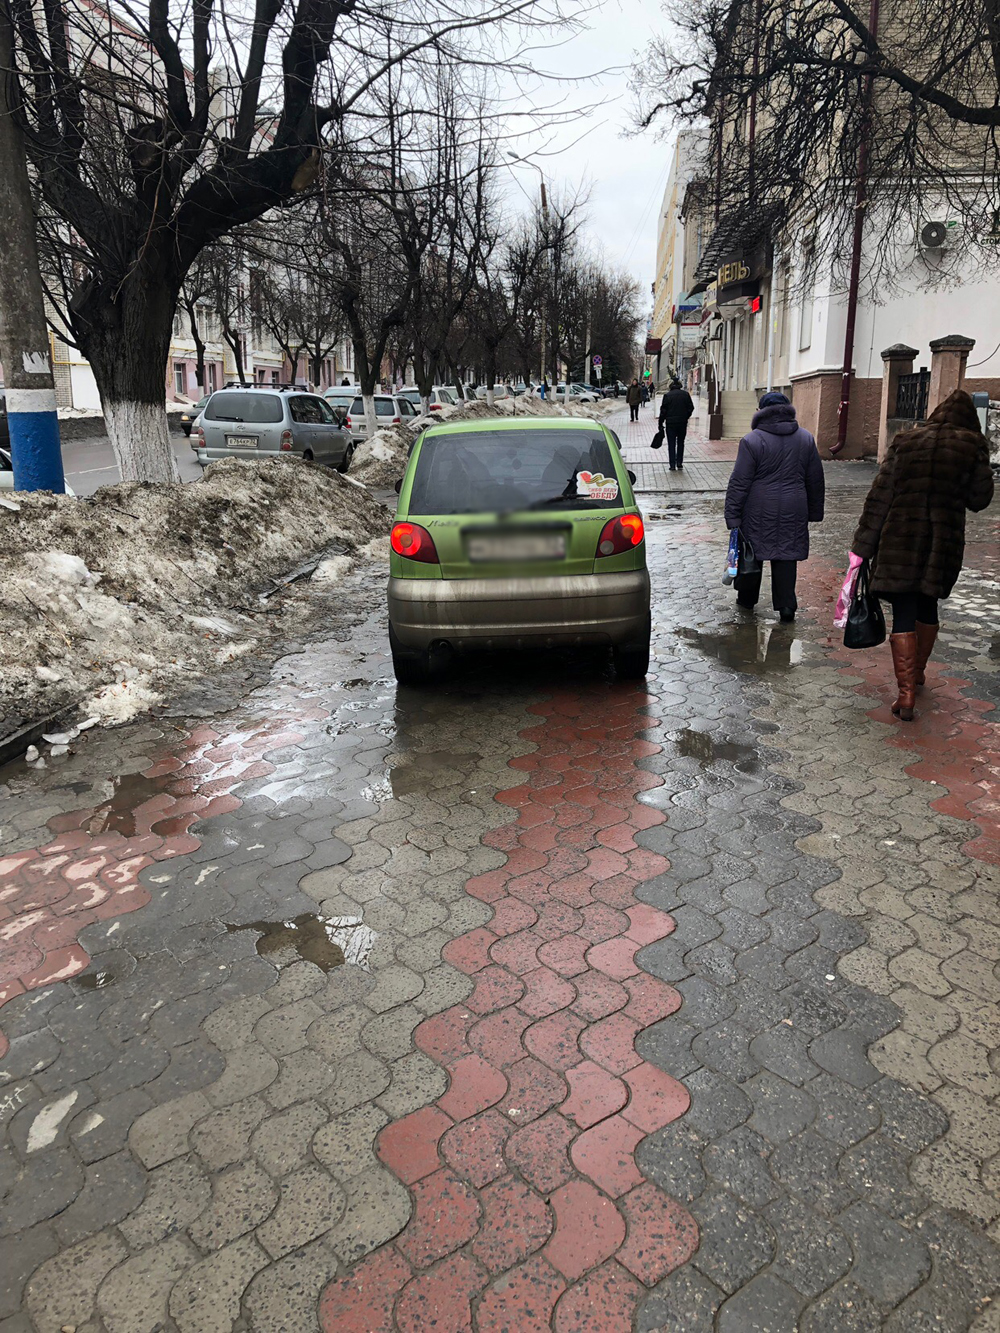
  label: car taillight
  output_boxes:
[345,415,352,429]
[193,426,205,445]
[596,514,644,557]
[429,403,441,411]
[280,429,294,451]
[390,521,438,564]
[392,416,401,425]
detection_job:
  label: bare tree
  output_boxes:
[637,0,1000,286]
[6,0,585,480]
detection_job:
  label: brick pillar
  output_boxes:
[878,343,918,461]
[928,334,975,413]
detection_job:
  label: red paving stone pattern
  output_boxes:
[0,718,314,1058]
[798,556,1000,866]
[320,687,698,1333]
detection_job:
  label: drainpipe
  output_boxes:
[834,0,880,456]
[766,246,780,391]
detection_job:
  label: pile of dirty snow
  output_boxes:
[351,395,617,489]
[0,457,390,737]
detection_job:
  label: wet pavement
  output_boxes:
[2,425,999,1332]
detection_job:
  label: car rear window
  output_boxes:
[204,393,283,424]
[408,429,623,515]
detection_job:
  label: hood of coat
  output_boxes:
[751,401,799,436]
[926,389,983,434]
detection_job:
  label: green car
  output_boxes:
[387,417,651,684]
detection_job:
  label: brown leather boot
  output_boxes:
[914,622,938,691]
[890,632,918,720]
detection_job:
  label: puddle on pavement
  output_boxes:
[71,953,134,992]
[389,750,482,796]
[675,622,805,675]
[226,913,377,971]
[88,773,168,836]
[669,728,760,770]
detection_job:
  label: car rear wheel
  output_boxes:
[303,449,314,462]
[613,619,651,680]
[338,442,355,474]
[389,623,432,685]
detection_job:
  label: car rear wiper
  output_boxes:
[525,493,601,510]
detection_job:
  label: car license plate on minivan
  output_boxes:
[467,532,566,562]
[226,435,258,448]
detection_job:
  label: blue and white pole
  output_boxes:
[7,385,65,493]
[0,7,66,495]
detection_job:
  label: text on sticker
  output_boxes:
[576,471,619,501]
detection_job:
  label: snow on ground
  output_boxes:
[351,395,618,488]
[0,457,390,737]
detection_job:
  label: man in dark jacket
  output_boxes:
[658,379,695,470]
[626,379,642,422]
[724,391,825,622]
[852,389,993,720]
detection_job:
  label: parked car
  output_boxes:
[323,387,360,421]
[0,446,75,496]
[554,383,600,405]
[178,395,211,436]
[342,394,420,443]
[474,384,513,401]
[398,387,458,414]
[192,387,353,471]
[387,417,650,684]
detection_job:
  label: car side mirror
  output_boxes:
[627,470,637,484]
[394,478,403,494]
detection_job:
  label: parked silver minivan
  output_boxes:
[192,387,353,471]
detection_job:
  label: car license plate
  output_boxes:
[226,435,258,448]
[467,532,566,562]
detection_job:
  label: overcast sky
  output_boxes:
[498,0,678,327]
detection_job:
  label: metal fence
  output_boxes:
[896,368,930,421]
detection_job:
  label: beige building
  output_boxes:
[649,131,708,388]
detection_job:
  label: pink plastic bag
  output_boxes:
[834,552,865,628]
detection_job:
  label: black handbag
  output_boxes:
[843,558,886,649]
[651,429,664,450]
[737,533,761,577]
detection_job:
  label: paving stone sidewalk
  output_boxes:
[0,492,997,1332]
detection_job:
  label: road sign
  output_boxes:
[595,365,602,381]
[592,355,602,367]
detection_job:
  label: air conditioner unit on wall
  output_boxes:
[917,220,961,252]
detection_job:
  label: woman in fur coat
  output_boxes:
[852,389,994,720]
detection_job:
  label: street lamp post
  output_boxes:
[507,151,550,387]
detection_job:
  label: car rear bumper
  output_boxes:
[388,569,650,651]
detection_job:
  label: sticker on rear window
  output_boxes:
[576,471,619,501]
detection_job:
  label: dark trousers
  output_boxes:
[665,425,687,468]
[736,559,798,612]
[629,404,639,421]
[885,592,938,634]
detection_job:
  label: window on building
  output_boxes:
[271,370,280,386]
[174,363,186,396]
[207,363,217,391]
[172,311,185,339]
[798,283,814,352]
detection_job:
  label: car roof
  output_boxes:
[421,417,604,439]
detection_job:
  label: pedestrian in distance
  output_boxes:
[640,381,649,407]
[724,391,825,622]
[614,381,621,399]
[849,389,993,721]
[658,377,695,470]
[627,378,642,422]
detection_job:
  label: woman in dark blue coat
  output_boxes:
[724,391,825,622]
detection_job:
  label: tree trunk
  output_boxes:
[185,302,207,390]
[224,328,247,386]
[75,276,180,484]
